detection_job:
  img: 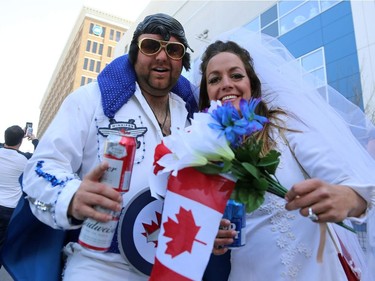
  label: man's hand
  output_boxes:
[68,162,122,222]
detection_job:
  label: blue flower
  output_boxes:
[237,98,269,135]
[208,99,269,147]
[208,102,244,146]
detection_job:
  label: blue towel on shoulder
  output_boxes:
[97,54,198,119]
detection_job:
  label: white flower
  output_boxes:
[186,112,234,162]
[156,111,234,176]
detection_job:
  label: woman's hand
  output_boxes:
[285,178,367,222]
[212,219,237,255]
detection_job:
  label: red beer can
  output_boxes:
[78,133,136,251]
[100,133,136,193]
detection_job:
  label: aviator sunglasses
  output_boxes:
[137,38,186,60]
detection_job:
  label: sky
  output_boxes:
[0,0,150,151]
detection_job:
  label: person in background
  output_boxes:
[197,33,375,281]
[0,125,38,268]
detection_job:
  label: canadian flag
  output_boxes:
[149,167,235,281]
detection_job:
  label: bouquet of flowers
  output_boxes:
[153,98,354,231]
[154,98,284,211]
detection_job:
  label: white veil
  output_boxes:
[189,27,375,279]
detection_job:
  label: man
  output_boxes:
[0,125,38,268]
[1,13,198,281]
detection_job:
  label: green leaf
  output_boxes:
[240,162,260,180]
[221,160,232,173]
[194,163,225,175]
[244,192,265,213]
[258,150,281,174]
[257,178,269,192]
[234,138,262,164]
[230,160,249,179]
[231,178,268,212]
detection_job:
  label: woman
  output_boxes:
[197,31,375,281]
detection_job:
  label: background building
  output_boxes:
[37,6,131,137]
[115,0,375,120]
[38,1,375,133]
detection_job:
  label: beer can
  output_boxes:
[78,207,121,252]
[100,133,136,193]
[78,133,136,251]
[223,199,246,248]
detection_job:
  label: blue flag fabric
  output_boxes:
[0,193,67,281]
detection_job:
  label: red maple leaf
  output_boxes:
[142,211,162,247]
[163,207,206,258]
[153,142,172,174]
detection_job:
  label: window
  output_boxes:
[92,42,98,54]
[89,59,95,71]
[96,61,101,73]
[116,31,122,42]
[279,1,319,34]
[298,47,327,90]
[83,58,89,70]
[89,23,94,35]
[244,0,343,37]
[86,40,91,52]
[85,59,101,73]
[107,46,112,57]
[278,0,303,17]
[320,0,340,12]
[81,76,95,86]
[309,68,326,88]
[98,44,103,55]
[110,29,114,41]
[262,22,279,37]
[301,48,323,72]
[261,5,277,28]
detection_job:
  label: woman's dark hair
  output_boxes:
[128,13,192,71]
